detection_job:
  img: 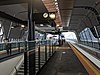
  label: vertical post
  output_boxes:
[24,52,27,75]
[52,40,53,55]
[24,41,27,75]
[49,40,51,57]
[38,42,40,70]
[9,43,11,55]
[44,33,47,62]
[84,30,88,45]
[58,29,60,46]
[87,28,93,47]
[49,40,50,57]
[81,32,85,44]
[28,0,35,74]
[18,42,20,52]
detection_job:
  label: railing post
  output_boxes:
[24,41,27,75]
[18,42,20,52]
[52,41,53,55]
[24,51,27,75]
[49,40,51,57]
[45,40,47,62]
[38,41,40,70]
[28,42,36,75]
[9,43,12,55]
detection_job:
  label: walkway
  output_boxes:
[37,43,88,75]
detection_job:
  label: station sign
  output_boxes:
[42,12,56,20]
[33,12,56,24]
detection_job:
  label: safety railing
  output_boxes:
[0,41,25,60]
[23,40,57,75]
[79,41,100,50]
[0,39,57,75]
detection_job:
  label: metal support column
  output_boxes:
[28,0,35,75]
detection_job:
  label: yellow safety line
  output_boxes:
[69,43,100,75]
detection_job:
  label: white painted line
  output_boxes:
[71,43,100,68]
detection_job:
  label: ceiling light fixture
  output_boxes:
[55,2,58,5]
[56,24,59,27]
[21,25,25,28]
[11,26,14,29]
[40,24,44,26]
[49,13,56,19]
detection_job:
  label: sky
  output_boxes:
[62,32,77,41]
[47,32,77,41]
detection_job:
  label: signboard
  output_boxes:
[33,12,56,24]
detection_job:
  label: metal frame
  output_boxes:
[87,28,93,47]
[72,14,95,47]
[93,26,100,50]
[81,32,85,44]
[74,6,100,25]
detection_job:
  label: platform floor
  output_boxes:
[38,43,88,75]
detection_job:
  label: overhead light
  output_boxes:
[55,2,58,5]
[56,24,59,27]
[62,52,66,54]
[49,13,56,19]
[11,26,14,29]
[40,24,44,26]
[55,0,57,1]
[21,25,25,28]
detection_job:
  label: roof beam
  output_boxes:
[0,11,27,25]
